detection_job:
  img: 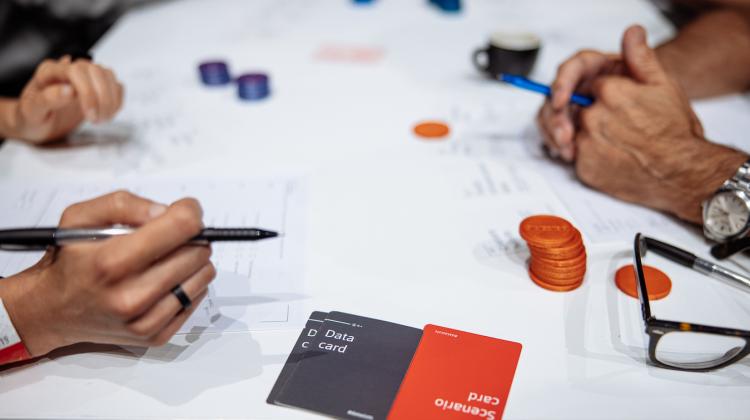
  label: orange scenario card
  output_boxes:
[388,325,522,420]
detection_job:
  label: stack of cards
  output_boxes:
[268,312,523,420]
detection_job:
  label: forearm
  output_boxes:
[657,7,750,98]
[669,141,748,223]
[0,98,21,139]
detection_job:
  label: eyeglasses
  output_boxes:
[633,233,750,371]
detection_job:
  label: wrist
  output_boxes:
[669,141,748,223]
[0,267,65,357]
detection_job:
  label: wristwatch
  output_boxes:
[703,159,750,242]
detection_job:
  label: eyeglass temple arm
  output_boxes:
[646,237,750,293]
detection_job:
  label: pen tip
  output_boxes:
[261,230,280,238]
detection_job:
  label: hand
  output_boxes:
[537,44,626,161]
[573,25,747,223]
[11,56,124,144]
[0,191,216,357]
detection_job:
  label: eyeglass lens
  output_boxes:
[655,331,746,370]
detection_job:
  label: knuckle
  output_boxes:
[59,203,83,225]
[171,201,203,235]
[70,61,86,74]
[597,80,618,101]
[551,80,566,95]
[108,292,139,319]
[94,252,128,280]
[556,60,573,75]
[109,190,134,213]
[577,49,598,58]
[37,59,54,74]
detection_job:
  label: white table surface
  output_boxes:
[2,1,750,419]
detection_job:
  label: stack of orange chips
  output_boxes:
[519,215,587,292]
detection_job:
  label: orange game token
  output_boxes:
[531,261,586,278]
[529,242,585,260]
[528,228,582,250]
[413,121,450,139]
[532,252,586,268]
[531,272,584,287]
[520,214,587,293]
[530,266,586,285]
[615,264,671,300]
[529,269,582,292]
[519,215,576,247]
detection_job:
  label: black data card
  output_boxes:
[276,311,422,420]
[267,311,328,404]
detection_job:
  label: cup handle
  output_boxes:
[472,48,489,73]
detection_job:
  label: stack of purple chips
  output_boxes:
[237,73,270,101]
[198,61,231,86]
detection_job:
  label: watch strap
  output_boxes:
[0,298,30,365]
[725,159,750,193]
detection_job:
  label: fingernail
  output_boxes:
[149,203,167,219]
[85,109,97,122]
[60,85,72,97]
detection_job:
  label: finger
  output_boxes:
[538,103,562,157]
[551,109,576,161]
[19,83,75,124]
[621,25,667,84]
[59,190,167,228]
[98,291,208,348]
[67,60,100,122]
[537,104,559,156]
[551,50,611,110]
[539,100,577,161]
[96,198,204,280]
[148,290,208,346]
[103,68,125,115]
[111,246,213,320]
[123,262,215,338]
[86,65,115,122]
[27,57,72,89]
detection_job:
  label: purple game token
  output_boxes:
[237,73,270,100]
[198,61,231,86]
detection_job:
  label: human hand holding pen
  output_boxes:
[536,36,628,161]
[572,26,746,223]
[0,191,216,357]
[2,56,124,144]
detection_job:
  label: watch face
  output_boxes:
[705,191,750,238]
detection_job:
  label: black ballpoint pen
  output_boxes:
[0,227,279,251]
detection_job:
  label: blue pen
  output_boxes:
[499,73,593,107]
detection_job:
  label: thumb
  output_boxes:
[21,83,74,123]
[622,25,666,84]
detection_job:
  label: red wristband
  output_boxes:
[0,298,31,365]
